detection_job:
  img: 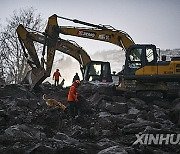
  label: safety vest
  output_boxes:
[67,85,78,102]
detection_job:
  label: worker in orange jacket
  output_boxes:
[67,80,80,118]
[53,69,61,86]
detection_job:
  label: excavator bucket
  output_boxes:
[24,67,46,90]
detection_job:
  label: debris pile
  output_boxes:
[0,82,180,153]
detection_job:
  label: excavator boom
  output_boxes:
[49,14,135,51]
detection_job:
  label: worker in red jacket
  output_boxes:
[67,80,80,118]
[53,69,61,86]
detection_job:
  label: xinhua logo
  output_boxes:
[133,134,180,145]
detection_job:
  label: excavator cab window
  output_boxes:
[88,63,101,81]
[128,48,142,69]
[124,44,157,76]
[84,61,112,82]
[145,47,155,65]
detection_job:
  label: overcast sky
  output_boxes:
[0,0,180,54]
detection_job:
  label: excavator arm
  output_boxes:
[16,24,91,90]
[17,25,46,90]
[58,26,134,51]
[17,25,91,69]
[47,14,135,51]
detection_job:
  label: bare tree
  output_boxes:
[0,7,44,84]
[0,21,5,84]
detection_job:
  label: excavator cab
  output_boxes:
[124,44,157,79]
[84,61,112,82]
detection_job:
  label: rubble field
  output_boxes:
[0,82,180,154]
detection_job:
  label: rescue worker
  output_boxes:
[53,69,61,86]
[67,80,80,118]
[72,73,80,83]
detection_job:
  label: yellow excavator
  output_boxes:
[16,25,112,90]
[17,14,180,97]
[42,14,180,97]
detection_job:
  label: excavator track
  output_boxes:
[124,80,180,100]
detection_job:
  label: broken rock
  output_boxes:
[106,102,128,114]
